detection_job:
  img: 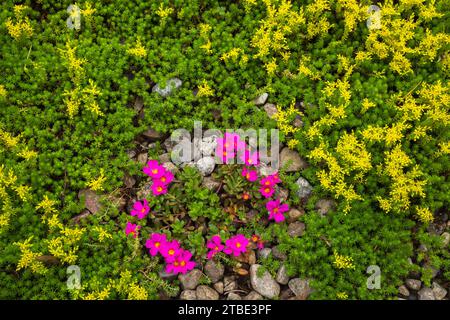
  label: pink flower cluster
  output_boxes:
[206,234,249,259]
[143,160,174,196]
[215,132,260,165]
[125,222,141,238]
[145,233,196,275]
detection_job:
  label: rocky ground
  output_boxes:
[74,86,449,300]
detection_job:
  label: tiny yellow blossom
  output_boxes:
[333,251,355,269]
[126,39,147,58]
[86,169,106,191]
[197,80,214,97]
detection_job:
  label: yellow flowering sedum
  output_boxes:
[333,251,355,269]
[14,237,47,275]
[197,80,214,97]
[5,5,33,40]
[416,207,433,224]
[86,169,107,191]
[126,39,147,58]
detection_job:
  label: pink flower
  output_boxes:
[223,234,249,257]
[266,199,289,223]
[206,235,224,259]
[151,181,168,196]
[251,234,265,249]
[242,166,258,182]
[143,160,165,179]
[145,233,167,256]
[268,172,281,184]
[160,240,181,263]
[260,176,275,188]
[259,185,275,198]
[158,169,174,185]
[130,199,150,219]
[240,149,259,166]
[125,222,140,238]
[165,249,196,274]
[215,132,246,164]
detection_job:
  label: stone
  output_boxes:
[78,189,103,214]
[163,133,190,153]
[223,276,238,292]
[127,150,136,159]
[36,255,60,265]
[158,270,177,281]
[272,246,287,261]
[431,282,447,300]
[179,269,203,290]
[288,222,305,237]
[250,264,280,299]
[213,282,224,294]
[280,147,308,172]
[287,208,304,222]
[277,188,289,203]
[152,77,182,98]
[202,177,221,191]
[162,162,178,174]
[196,156,215,176]
[315,199,337,216]
[295,177,313,201]
[71,209,91,224]
[180,290,197,300]
[258,248,272,260]
[158,153,171,163]
[293,115,304,128]
[142,128,163,141]
[276,265,289,285]
[280,289,294,300]
[288,278,311,299]
[405,279,422,291]
[204,260,224,283]
[257,163,277,177]
[244,291,264,300]
[253,92,268,105]
[194,135,218,158]
[136,181,153,199]
[398,285,410,297]
[134,96,144,113]
[227,292,242,300]
[137,152,148,165]
[417,287,435,300]
[441,232,450,247]
[123,173,136,188]
[263,103,277,118]
[196,285,219,300]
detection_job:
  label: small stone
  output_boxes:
[315,199,337,217]
[179,269,203,290]
[78,189,103,214]
[295,177,313,201]
[162,162,178,174]
[272,246,287,261]
[224,276,238,292]
[134,96,144,113]
[142,128,163,141]
[258,248,272,260]
[280,289,294,300]
[276,265,290,285]
[277,188,289,203]
[288,278,311,299]
[136,181,153,199]
[127,150,136,159]
[398,285,410,297]
[263,103,277,118]
[441,232,450,247]
[71,209,91,224]
[123,173,136,188]
[418,287,435,300]
[196,156,216,176]
[250,264,280,299]
[287,208,305,222]
[36,255,60,265]
[152,77,182,98]
[204,260,224,283]
[164,133,190,153]
[137,152,148,165]
[158,153,171,163]
[253,92,268,105]
[194,135,218,158]
[180,290,197,300]
[405,279,422,291]
[431,282,447,300]
[293,115,304,128]
[196,285,219,300]
[280,147,308,172]
[158,270,177,281]
[288,222,305,237]
[202,176,220,191]
[227,292,242,300]
[243,291,264,300]
[213,282,224,294]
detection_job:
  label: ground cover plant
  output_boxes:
[0,0,449,300]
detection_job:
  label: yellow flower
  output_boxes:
[126,39,147,58]
[197,80,214,97]
[156,3,174,19]
[93,226,113,242]
[0,85,6,97]
[333,251,355,269]
[416,207,433,224]
[81,2,96,17]
[336,292,348,300]
[36,195,57,214]
[17,146,38,160]
[200,40,212,54]
[361,98,375,113]
[265,58,278,76]
[14,237,47,275]
[86,169,106,191]
[13,185,31,202]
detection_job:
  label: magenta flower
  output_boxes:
[251,234,265,249]
[242,166,258,182]
[260,176,275,188]
[151,181,168,196]
[268,172,282,184]
[259,185,275,198]
[223,234,249,257]
[165,249,196,274]
[160,240,181,262]
[145,233,167,256]
[143,160,165,179]
[240,149,259,166]
[130,199,150,219]
[125,222,140,238]
[266,199,289,223]
[206,235,225,259]
[158,170,174,185]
